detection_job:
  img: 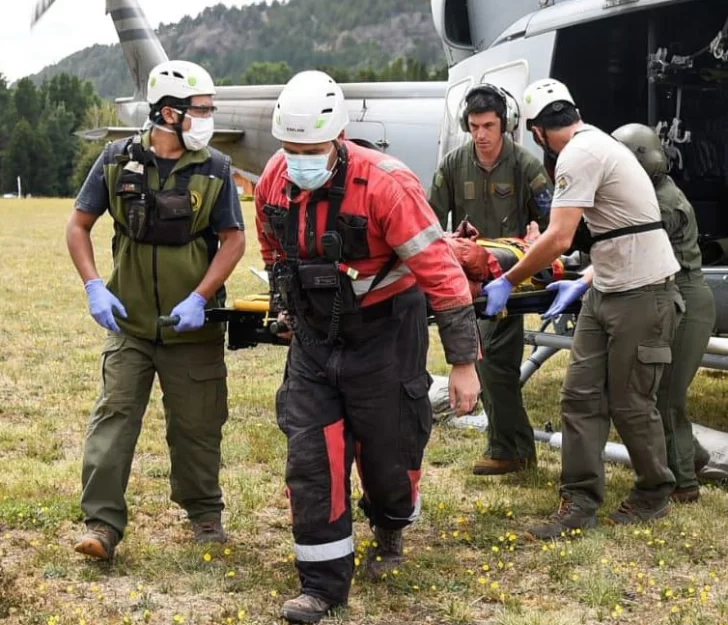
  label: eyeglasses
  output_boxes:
[184,105,218,118]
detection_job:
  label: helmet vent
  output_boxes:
[321,108,333,114]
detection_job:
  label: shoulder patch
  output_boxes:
[376,159,408,173]
[555,174,571,195]
[434,171,444,188]
[529,172,549,191]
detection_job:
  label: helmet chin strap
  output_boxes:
[151,108,186,150]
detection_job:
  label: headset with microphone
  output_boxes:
[459,83,521,135]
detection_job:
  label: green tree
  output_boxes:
[44,73,100,129]
[240,61,294,85]
[3,119,55,196]
[72,100,121,193]
[43,103,79,197]
[14,78,41,126]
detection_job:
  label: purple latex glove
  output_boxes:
[169,292,207,332]
[542,278,589,320]
[481,275,514,317]
[84,278,127,333]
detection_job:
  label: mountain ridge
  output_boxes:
[27,0,445,99]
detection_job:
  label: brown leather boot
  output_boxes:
[525,498,597,541]
[74,522,120,560]
[671,486,700,504]
[191,517,227,544]
[472,456,536,476]
[281,593,332,623]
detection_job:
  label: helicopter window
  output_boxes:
[443,0,472,48]
[446,78,472,120]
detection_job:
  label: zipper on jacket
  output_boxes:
[153,244,163,344]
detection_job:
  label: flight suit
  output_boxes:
[428,136,553,462]
[654,176,715,490]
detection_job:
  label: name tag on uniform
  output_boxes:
[464,181,475,200]
[492,182,514,199]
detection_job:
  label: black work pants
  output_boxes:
[275,289,433,605]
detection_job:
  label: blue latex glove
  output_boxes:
[84,278,128,333]
[542,278,589,320]
[481,275,514,317]
[169,292,208,332]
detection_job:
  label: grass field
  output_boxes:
[1,198,728,625]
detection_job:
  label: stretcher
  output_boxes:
[158,232,585,349]
[159,287,582,351]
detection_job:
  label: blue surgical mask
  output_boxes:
[285,150,333,190]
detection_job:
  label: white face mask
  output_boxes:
[182,114,214,151]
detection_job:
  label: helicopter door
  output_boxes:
[438,77,473,163]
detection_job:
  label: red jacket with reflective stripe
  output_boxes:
[254,141,472,311]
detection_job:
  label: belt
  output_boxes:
[641,274,676,291]
[304,286,420,329]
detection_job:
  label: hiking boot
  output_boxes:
[472,456,536,476]
[191,518,227,544]
[607,498,670,526]
[367,526,404,578]
[74,521,120,561]
[525,498,597,541]
[671,486,700,504]
[281,593,332,624]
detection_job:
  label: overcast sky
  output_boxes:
[1,1,260,82]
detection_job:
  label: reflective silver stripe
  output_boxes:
[393,223,443,261]
[384,494,422,523]
[410,494,422,521]
[351,264,412,296]
[294,536,354,562]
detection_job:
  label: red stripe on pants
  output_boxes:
[324,420,346,523]
[407,469,422,506]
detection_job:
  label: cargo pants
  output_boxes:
[656,270,715,489]
[477,315,536,461]
[81,333,229,536]
[560,279,683,509]
[276,289,432,606]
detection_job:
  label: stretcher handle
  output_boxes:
[158,315,181,327]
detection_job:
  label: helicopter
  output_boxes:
[429,0,728,375]
[30,0,728,371]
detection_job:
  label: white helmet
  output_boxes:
[147,60,216,105]
[272,70,349,143]
[522,78,575,128]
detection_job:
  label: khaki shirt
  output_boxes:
[427,136,553,238]
[655,175,702,272]
[552,125,679,292]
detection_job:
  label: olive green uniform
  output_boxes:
[428,136,553,461]
[655,176,716,489]
[74,131,243,536]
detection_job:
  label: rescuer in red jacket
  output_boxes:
[255,70,481,623]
